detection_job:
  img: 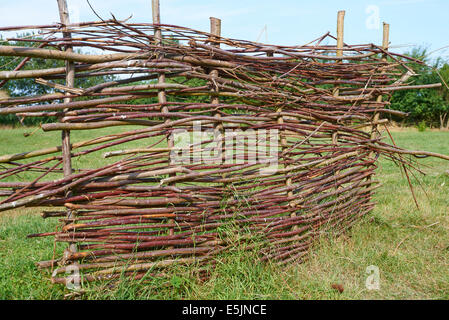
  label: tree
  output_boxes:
[389,47,449,129]
[0,34,115,126]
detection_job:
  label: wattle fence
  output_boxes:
[0,2,447,286]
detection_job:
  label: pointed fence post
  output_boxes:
[332,10,345,145]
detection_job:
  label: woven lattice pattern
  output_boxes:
[0,20,442,284]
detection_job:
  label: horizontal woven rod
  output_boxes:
[0,60,191,80]
[0,45,151,63]
[368,143,449,161]
[50,247,215,273]
[190,40,378,60]
[0,83,190,105]
[0,128,166,163]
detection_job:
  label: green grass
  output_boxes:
[0,127,448,299]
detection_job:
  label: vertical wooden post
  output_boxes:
[371,22,389,139]
[152,0,175,239]
[209,17,224,173]
[336,10,345,59]
[57,0,76,257]
[57,0,74,178]
[209,18,221,78]
[274,51,294,217]
[152,0,173,155]
[267,52,295,228]
[332,10,345,145]
[367,23,389,207]
[152,0,167,110]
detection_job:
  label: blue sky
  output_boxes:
[0,0,447,60]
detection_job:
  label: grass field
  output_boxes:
[0,126,448,300]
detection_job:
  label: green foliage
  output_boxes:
[389,47,449,128]
[0,34,114,126]
[417,120,427,132]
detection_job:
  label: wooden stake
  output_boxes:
[57,0,76,258]
[336,10,345,58]
[333,10,345,145]
[367,23,390,206]
[209,17,224,173]
[57,0,74,177]
[152,0,166,107]
[152,0,175,240]
[274,48,295,222]
[151,0,173,151]
[371,22,390,139]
